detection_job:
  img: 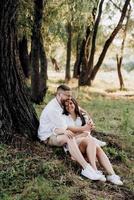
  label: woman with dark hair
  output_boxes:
[63,98,106,146]
[61,98,123,185]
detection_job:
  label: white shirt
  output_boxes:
[62,114,82,127]
[38,97,67,141]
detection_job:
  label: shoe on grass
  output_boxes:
[96,170,106,182]
[107,174,123,185]
[81,164,102,181]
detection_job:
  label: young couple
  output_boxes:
[38,85,123,185]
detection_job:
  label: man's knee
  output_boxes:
[57,135,68,145]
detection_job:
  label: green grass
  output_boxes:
[78,93,134,155]
[0,90,134,200]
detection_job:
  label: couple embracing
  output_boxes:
[38,85,123,185]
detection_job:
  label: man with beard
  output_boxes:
[38,85,103,181]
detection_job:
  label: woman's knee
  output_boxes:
[96,146,104,155]
[85,136,96,146]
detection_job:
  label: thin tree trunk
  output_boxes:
[65,22,72,81]
[50,56,60,71]
[31,32,40,103]
[31,0,40,103]
[89,0,130,84]
[74,35,87,79]
[116,55,124,90]
[73,34,81,78]
[79,26,92,85]
[39,33,48,101]
[116,4,131,90]
[0,0,39,144]
[19,35,30,78]
[31,0,47,103]
[87,0,104,76]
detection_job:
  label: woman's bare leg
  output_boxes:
[75,136,97,170]
[57,135,89,169]
[96,147,115,175]
[78,136,98,170]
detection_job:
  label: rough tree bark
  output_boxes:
[65,22,72,81]
[0,0,39,144]
[19,35,30,78]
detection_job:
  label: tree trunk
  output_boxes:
[87,0,104,77]
[31,31,40,103]
[39,33,48,101]
[65,22,72,81]
[74,35,87,80]
[79,26,92,85]
[88,0,130,84]
[73,34,81,78]
[116,55,124,90]
[19,35,30,78]
[116,4,131,90]
[31,0,47,104]
[50,56,60,71]
[0,0,39,143]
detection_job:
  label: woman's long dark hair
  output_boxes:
[63,98,86,126]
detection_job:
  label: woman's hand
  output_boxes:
[65,130,75,139]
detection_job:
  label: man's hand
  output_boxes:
[65,130,75,139]
[87,119,95,130]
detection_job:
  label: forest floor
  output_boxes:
[1,70,134,200]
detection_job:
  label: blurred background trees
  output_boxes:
[1,0,134,112]
[16,0,133,93]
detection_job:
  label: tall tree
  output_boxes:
[78,26,93,85]
[88,0,131,85]
[78,0,130,86]
[73,34,81,78]
[79,0,104,85]
[87,0,104,77]
[65,21,72,81]
[39,32,48,101]
[0,0,39,143]
[116,4,131,90]
[31,0,47,103]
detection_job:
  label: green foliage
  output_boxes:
[17,0,34,39]
[43,0,99,55]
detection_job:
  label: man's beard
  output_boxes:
[60,99,66,106]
